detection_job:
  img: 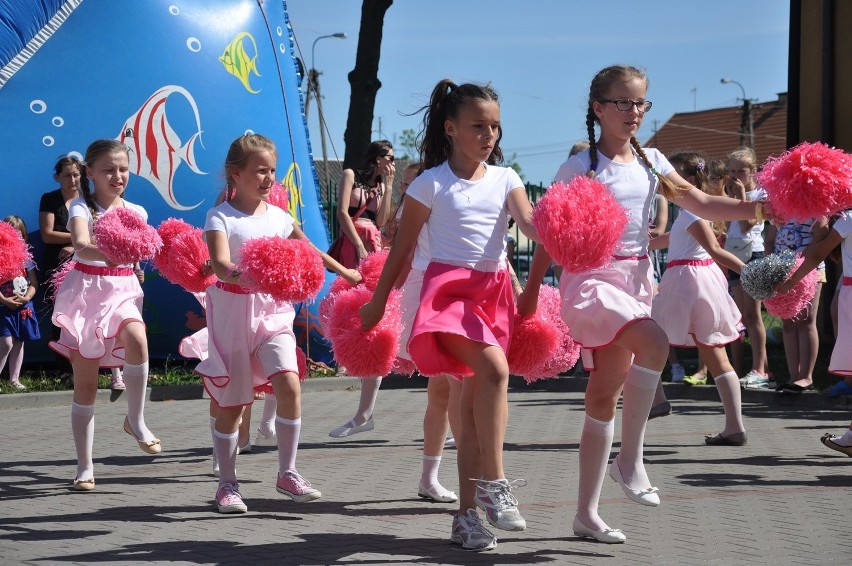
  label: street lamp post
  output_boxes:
[305,32,346,203]
[721,78,754,149]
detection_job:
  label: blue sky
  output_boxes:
[287,0,790,185]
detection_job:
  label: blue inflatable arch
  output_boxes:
[0,0,335,364]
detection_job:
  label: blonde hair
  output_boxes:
[224,134,278,195]
[726,147,758,171]
[2,215,29,242]
[669,152,725,236]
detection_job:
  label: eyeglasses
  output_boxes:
[383,154,395,162]
[601,98,653,112]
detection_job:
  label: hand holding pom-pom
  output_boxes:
[508,309,560,377]
[756,142,852,222]
[358,250,389,290]
[94,208,162,265]
[741,250,798,301]
[526,285,580,382]
[532,178,628,273]
[0,222,32,283]
[164,230,217,293]
[238,237,324,302]
[764,256,819,320]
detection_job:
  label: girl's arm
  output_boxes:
[506,187,538,242]
[289,225,362,285]
[516,244,552,317]
[650,195,668,238]
[687,220,745,274]
[360,195,430,329]
[206,230,242,284]
[374,163,395,229]
[22,268,38,302]
[39,211,72,245]
[68,216,108,263]
[670,171,762,222]
[777,228,842,293]
[336,169,368,259]
[649,232,670,251]
[764,223,778,253]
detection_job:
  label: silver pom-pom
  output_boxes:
[741,249,797,300]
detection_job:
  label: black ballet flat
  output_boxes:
[776,383,813,394]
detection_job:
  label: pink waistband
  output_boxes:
[74,263,133,276]
[843,276,852,286]
[667,258,715,268]
[612,254,649,261]
[216,281,252,294]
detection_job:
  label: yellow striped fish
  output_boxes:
[219,32,261,93]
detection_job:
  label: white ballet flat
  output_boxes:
[417,483,458,503]
[572,516,626,543]
[609,457,660,507]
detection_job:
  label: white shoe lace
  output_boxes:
[459,510,495,539]
[473,478,527,509]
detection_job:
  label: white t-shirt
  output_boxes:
[204,201,295,271]
[832,211,852,278]
[666,209,711,262]
[406,161,523,268]
[553,148,674,256]
[726,188,767,252]
[67,197,148,267]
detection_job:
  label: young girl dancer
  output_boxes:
[777,210,852,454]
[51,139,161,491]
[198,134,360,514]
[361,80,538,551]
[650,152,748,445]
[520,65,765,543]
[0,216,40,391]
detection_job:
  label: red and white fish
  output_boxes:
[117,85,205,210]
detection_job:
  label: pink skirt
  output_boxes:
[337,220,383,269]
[559,256,655,370]
[829,286,852,375]
[652,260,742,347]
[196,282,299,408]
[179,328,208,360]
[50,264,144,367]
[408,262,513,379]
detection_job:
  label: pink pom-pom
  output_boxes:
[48,260,76,301]
[329,274,357,295]
[358,249,389,290]
[0,222,31,283]
[764,256,819,320]
[267,182,291,212]
[392,356,417,377]
[238,237,324,302]
[154,218,194,270]
[164,230,217,293]
[508,310,560,378]
[295,346,307,382]
[326,285,402,377]
[94,208,162,265]
[532,178,628,273]
[756,142,852,222]
[526,285,580,382]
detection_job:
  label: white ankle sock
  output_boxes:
[354,377,381,424]
[714,371,745,434]
[577,414,615,531]
[618,363,661,490]
[276,416,301,473]
[260,394,277,434]
[71,402,95,481]
[421,454,441,487]
[123,362,155,441]
[213,429,239,486]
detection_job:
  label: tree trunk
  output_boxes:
[343,0,393,170]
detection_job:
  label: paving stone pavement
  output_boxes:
[1,382,850,565]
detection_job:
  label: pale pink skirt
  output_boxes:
[408,262,512,379]
[50,264,144,367]
[397,268,425,362]
[652,261,742,347]
[196,282,299,408]
[829,286,852,375]
[559,257,654,370]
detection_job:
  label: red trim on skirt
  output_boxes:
[74,263,133,276]
[666,258,715,268]
[215,281,252,294]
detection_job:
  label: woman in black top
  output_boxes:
[39,156,81,279]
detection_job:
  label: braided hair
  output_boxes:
[585,65,681,200]
[417,79,503,171]
[80,139,129,220]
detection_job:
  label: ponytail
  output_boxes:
[585,107,599,178]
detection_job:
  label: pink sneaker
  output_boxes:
[214,482,247,513]
[275,470,321,502]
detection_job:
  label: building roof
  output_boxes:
[644,93,788,165]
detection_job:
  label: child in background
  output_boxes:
[0,216,40,390]
[649,152,748,445]
[520,65,765,543]
[361,80,539,551]
[198,133,360,514]
[777,210,852,454]
[51,139,161,491]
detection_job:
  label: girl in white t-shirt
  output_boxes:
[777,210,852,456]
[360,80,539,551]
[519,65,765,543]
[199,134,360,514]
[50,139,159,491]
[650,152,748,446]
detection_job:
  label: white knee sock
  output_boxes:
[576,414,615,530]
[71,402,95,481]
[123,362,155,441]
[260,394,277,435]
[420,454,441,487]
[213,429,239,486]
[617,363,661,490]
[276,416,301,473]
[209,416,217,463]
[714,371,745,435]
[354,377,382,424]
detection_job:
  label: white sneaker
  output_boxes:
[254,427,277,446]
[669,363,685,383]
[444,435,456,448]
[741,370,772,390]
[474,478,527,531]
[451,509,497,551]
